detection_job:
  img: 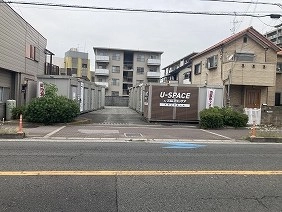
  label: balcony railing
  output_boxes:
[95,69,110,76]
[123,77,133,83]
[222,62,276,86]
[96,55,110,63]
[146,71,161,78]
[95,82,109,88]
[147,58,161,66]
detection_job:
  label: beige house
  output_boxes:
[191,27,282,108]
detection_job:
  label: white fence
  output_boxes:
[244,108,261,125]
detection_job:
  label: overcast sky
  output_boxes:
[8,0,282,70]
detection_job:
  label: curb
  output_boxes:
[0,133,25,139]
[247,137,282,143]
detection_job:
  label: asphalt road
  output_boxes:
[0,141,281,212]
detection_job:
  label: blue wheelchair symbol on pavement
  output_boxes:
[162,142,205,149]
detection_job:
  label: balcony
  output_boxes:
[95,69,109,76]
[222,62,276,86]
[123,77,133,83]
[96,55,110,63]
[95,82,109,88]
[147,58,161,66]
[146,71,161,78]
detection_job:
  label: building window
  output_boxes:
[235,53,255,62]
[112,78,120,86]
[25,44,39,61]
[184,72,191,79]
[194,63,201,75]
[0,87,3,102]
[112,66,120,73]
[98,65,107,69]
[137,54,145,62]
[82,64,87,68]
[98,51,108,56]
[112,53,120,61]
[71,68,77,76]
[137,67,144,74]
[0,87,10,102]
[148,79,159,83]
[275,93,281,106]
[149,67,158,72]
[111,91,119,96]
[207,55,218,69]
[243,36,248,43]
[149,55,158,59]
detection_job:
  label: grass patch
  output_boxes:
[256,125,282,138]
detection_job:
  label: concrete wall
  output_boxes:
[261,105,282,126]
[105,96,129,106]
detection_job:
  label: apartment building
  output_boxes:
[64,48,91,81]
[0,0,48,116]
[191,27,281,108]
[162,52,197,85]
[93,47,163,96]
[265,24,282,47]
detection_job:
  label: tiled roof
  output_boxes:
[192,27,282,59]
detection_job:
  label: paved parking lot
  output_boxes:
[22,107,250,142]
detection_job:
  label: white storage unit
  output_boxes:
[37,75,105,113]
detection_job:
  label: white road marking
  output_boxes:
[43,126,66,138]
[200,129,232,140]
[78,129,119,134]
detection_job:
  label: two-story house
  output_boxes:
[191,27,281,108]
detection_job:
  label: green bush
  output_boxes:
[25,96,80,125]
[12,105,27,119]
[200,106,248,129]
[199,107,224,129]
[221,107,248,128]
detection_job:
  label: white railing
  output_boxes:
[147,59,161,66]
[95,82,109,88]
[95,69,109,76]
[146,72,160,78]
[96,55,110,62]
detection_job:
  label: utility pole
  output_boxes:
[230,15,242,34]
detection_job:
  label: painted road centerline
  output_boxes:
[0,171,282,176]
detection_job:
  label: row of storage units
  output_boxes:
[129,84,224,122]
[37,75,105,113]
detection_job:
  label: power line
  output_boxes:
[2,1,280,18]
[201,0,282,9]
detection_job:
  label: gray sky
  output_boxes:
[8,0,282,70]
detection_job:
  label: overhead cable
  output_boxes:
[2,1,280,18]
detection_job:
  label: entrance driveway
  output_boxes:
[22,107,250,141]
